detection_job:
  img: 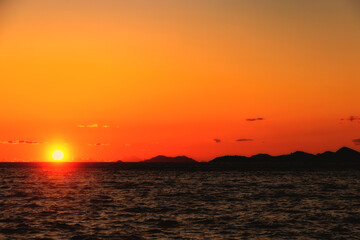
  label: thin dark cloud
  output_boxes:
[341,116,360,122]
[353,139,360,145]
[246,118,264,122]
[88,143,110,146]
[213,139,221,143]
[0,140,41,145]
[236,139,253,142]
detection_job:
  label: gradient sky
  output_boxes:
[0,0,359,161]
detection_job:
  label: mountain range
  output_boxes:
[140,147,360,166]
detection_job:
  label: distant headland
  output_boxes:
[142,155,197,163]
[122,147,360,168]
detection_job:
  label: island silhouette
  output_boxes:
[143,155,197,163]
[210,147,360,164]
[122,147,360,169]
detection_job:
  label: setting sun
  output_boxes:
[52,150,64,161]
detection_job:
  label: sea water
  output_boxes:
[0,163,359,239]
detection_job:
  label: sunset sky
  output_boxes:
[0,0,359,161]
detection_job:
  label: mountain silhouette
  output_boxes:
[211,155,249,163]
[317,150,335,159]
[335,147,360,160]
[143,155,197,163]
[250,154,273,160]
[114,147,360,170]
[209,147,360,167]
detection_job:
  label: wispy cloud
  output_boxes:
[88,143,110,146]
[246,118,264,122]
[353,139,360,145]
[236,139,253,142]
[77,124,110,128]
[78,124,97,128]
[0,140,41,145]
[213,138,221,143]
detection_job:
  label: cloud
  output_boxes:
[77,124,111,128]
[341,116,360,122]
[353,139,360,145]
[0,140,41,145]
[213,139,221,143]
[88,143,110,146]
[236,139,253,142]
[246,118,264,122]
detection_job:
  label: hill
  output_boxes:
[143,155,197,163]
[209,147,360,167]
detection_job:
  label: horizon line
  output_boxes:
[1,146,358,163]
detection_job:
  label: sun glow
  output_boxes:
[52,150,64,161]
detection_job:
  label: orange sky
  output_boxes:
[0,0,359,161]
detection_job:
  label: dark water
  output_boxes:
[0,163,360,239]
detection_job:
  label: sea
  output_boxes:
[0,163,359,239]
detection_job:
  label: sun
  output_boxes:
[52,150,64,161]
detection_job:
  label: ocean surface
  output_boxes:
[0,163,360,239]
